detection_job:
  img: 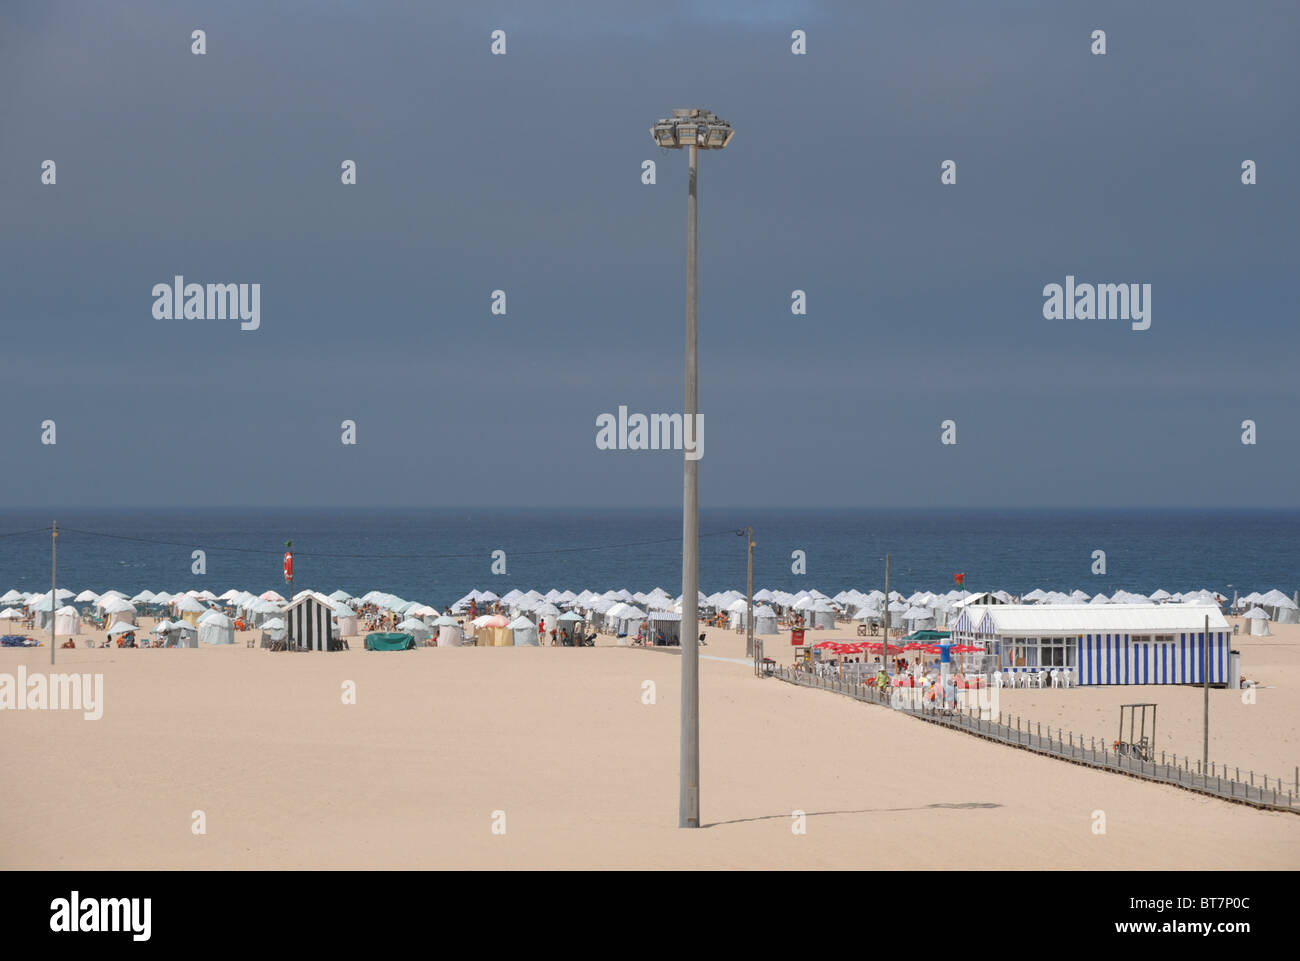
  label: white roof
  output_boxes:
[954,603,1229,637]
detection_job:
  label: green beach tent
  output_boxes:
[364,632,415,651]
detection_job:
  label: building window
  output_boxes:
[1038,636,1076,668]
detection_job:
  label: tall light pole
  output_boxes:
[652,108,734,829]
[1202,613,1209,775]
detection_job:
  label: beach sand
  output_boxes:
[3,616,1299,869]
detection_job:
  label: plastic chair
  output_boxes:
[1050,669,1060,688]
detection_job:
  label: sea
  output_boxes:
[0,508,1296,606]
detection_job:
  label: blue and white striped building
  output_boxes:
[948,604,1232,685]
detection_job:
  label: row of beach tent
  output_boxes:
[2,582,1295,647]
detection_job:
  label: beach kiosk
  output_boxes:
[949,603,1233,685]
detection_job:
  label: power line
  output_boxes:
[54,525,743,561]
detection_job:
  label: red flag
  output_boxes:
[954,573,965,586]
[283,551,294,583]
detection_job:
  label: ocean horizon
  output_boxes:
[2,507,1296,607]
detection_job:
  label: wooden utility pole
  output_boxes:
[745,526,754,658]
[50,520,57,665]
[883,554,890,672]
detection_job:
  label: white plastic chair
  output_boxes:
[1061,668,1073,689]
[1050,669,1060,688]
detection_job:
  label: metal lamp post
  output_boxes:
[651,108,734,829]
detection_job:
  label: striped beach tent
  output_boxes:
[283,592,337,651]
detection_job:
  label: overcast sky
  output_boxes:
[2,0,1297,509]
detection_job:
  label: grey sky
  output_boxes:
[2,0,1297,508]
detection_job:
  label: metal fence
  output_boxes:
[766,665,1300,814]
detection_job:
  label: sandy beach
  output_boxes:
[3,617,1299,869]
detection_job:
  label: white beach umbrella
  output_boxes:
[105,620,137,636]
[29,592,57,612]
